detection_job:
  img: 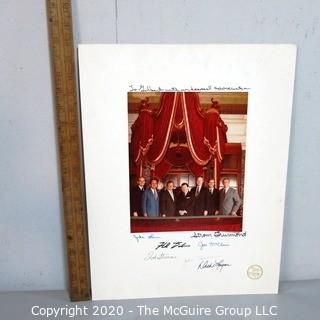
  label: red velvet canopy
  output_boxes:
[131,92,228,184]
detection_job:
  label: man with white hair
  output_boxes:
[219,177,242,216]
[191,176,208,216]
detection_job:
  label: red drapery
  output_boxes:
[131,92,228,181]
[204,109,228,161]
[153,159,172,179]
[131,100,154,176]
[187,161,205,178]
[146,93,178,165]
[152,146,205,179]
[203,102,228,185]
[181,92,211,165]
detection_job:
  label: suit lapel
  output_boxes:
[167,190,174,203]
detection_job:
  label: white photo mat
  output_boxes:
[78,44,296,300]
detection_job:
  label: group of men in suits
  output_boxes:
[130,176,242,217]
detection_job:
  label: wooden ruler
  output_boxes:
[47,0,91,301]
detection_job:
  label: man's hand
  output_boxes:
[231,211,237,216]
[214,210,219,215]
[204,210,208,216]
[133,212,138,217]
[144,213,148,217]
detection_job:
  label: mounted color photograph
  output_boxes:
[128,91,248,233]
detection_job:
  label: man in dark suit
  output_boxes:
[130,176,145,216]
[207,178,220,215]
[157,180,165,200]
[191,176,208,216]
[219,177,242,215]
[160,180,176,217]
[176,183,194,216]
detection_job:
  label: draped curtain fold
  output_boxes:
[182,92,211,165]
[131,107,153,163]
[153,160,172,179]
[203,108,228,162]
[146,93,177,165]
[130,92,228,180]
[187,161,205,178]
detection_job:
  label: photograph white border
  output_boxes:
[78,44,296,300]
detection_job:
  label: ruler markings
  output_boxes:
[47,0,91,301]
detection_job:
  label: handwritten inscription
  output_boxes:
[197,241,229,250]
[155,242,191,250]
[191,232,212,239]
[133,234,161,243]
[197,259,231,272]
[191,231,247,238]
[129,85,250,92]
[144,251,177,261]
